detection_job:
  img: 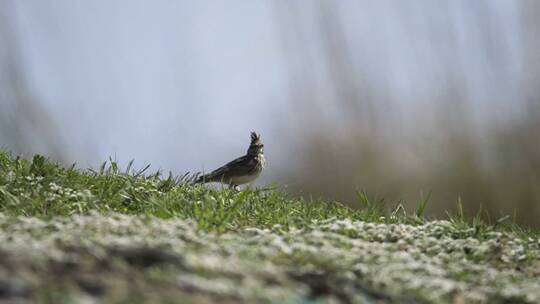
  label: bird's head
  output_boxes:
[247,131,264,155]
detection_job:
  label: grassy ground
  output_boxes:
[0,151,539,303]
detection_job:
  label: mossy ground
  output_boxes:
[0,152,538,303]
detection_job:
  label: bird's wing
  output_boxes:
[222,155,257,176]
[200,155,252,182]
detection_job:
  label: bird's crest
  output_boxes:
[250,131,262,145]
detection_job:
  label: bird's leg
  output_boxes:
[229,184,239,191]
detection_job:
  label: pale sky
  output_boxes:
[2,0,529,184]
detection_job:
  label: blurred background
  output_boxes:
[1,1,539,226]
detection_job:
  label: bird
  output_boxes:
[195,131,266,190]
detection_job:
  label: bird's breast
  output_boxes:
[258,154,266,168]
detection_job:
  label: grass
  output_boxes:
[0,152,429,232]
[0,151,539,303]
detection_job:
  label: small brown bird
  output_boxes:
[195,132,266,189]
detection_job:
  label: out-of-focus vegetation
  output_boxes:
[0,3,66,161]
[273,2,540,227]
[1,1,540,227]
